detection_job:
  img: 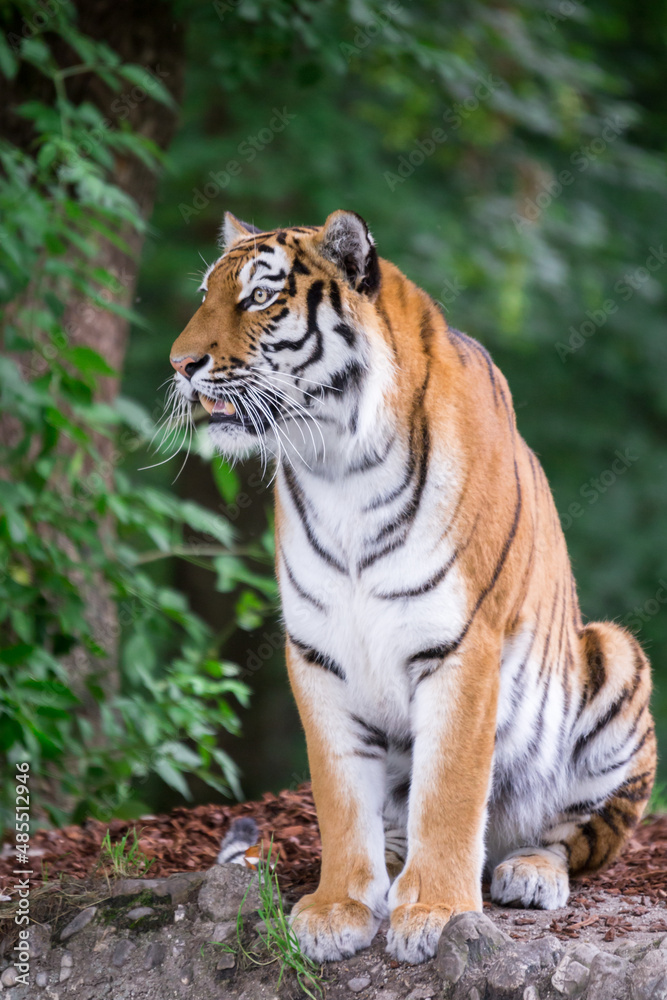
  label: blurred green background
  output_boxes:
[1,0,666,827]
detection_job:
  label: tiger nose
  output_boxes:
[170,354,209,379]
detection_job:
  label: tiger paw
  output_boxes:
[290,895,380,962]
[386,902,454,964]
[491,850,569,909]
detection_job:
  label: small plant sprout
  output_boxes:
[213,840,324,998]
[96,828,155,879]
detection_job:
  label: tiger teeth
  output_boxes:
[213,399,237,416]
[198,394,215,414]
[198,395,236,416]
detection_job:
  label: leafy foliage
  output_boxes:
[0,1,275,834]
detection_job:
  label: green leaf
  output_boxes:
[154,758,191,798]
[64,345,117,377]
[0,32,18,80]
[118,65,177,109]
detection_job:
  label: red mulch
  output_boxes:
[2,784,666,911]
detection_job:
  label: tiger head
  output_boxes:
[169,210,398,465]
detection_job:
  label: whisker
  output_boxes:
[250,373,324,461]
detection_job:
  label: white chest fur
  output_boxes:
[276,437,468,737]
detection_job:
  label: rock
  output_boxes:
[59,966,71,983]
[347,976,371,992]
[111,939,136,967]
[28,923,52,959]
[153,871,204,905]
[60,951,73,968]
[144,941,167,970]
[180,963,194,984]
[551,956,590,997]
[586,951,631,1000]
[112,878,162,897]
[162,878,191,905]
[216,952,235,971]
[211,921,237,943]
[174,905,186,922]
[486,949,532,994]
[406,988,433,1000]
[436,911,511,985]
[61,906,97,941]
[616,940,651,962]
[631,949,667,1000]
[567,941,600,968]
[1,967,18,988]
[198,865,261,922]
[126,907,154,920]
[523,987,540,1000]
[36,971,48,988]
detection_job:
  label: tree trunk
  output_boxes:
[2,1,185,793]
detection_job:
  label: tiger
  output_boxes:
[169,210,656,964]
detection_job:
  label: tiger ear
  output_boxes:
[221,211,264,250]
[317,210,381,297]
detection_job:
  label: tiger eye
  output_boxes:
[253,287,269,304]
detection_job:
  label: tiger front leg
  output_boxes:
[286,641,390,962]
[387,632,500,964]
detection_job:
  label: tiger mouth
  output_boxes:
[198,392,270,433]
[199,394,237,417]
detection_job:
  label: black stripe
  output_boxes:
[293,280,325,376]
[414,459,523,679]
[346,432,395,474]
[292,257,311,276]
[446,326,468,365]
[333,322,356,347]
[280,551,326,611]
[582,626,606,701]
[288,633,346,681]
[357,417,430,572]
[263,328,313,354]
[258,269,287,282]
[392,777,411,802]
[352,715,389,752]
[329,280,343,316]
[376,512,480,600]
[375,299,398,357]
[572,688,635,763]
[448,327,498,404]
[283,464,346,573]
[408,642,459,683]
[538,580,561,680]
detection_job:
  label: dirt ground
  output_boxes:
[1,787,667,999]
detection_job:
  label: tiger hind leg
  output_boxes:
[492,622,656,909]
